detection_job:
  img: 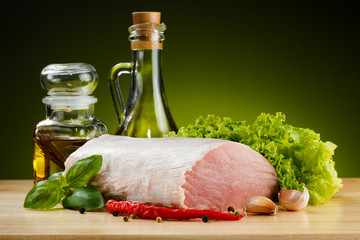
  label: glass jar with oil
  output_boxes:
[33,63,107,183]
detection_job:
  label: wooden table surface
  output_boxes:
[0,178,359,240]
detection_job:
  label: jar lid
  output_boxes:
[40,63,98,96]
[42,96,98,110]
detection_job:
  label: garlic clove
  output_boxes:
[244,196,278,215]
[278,186,309,211]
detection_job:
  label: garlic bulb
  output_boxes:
[278,186,309,210]
[244,196,278,215]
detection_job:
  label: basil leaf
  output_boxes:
[65,155,102,189]
[24,180,63,209]
[59,174,67,188]
[58,174,71,194]
[62,185,104,210]
[48,172,63,182]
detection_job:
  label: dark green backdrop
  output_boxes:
[1,1,359,178]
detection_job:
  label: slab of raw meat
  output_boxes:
[64,135,278,212]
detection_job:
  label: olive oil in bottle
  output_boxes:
[33,137,88,183]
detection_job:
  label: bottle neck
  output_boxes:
[46,104,94,121]
[132,49,163,94]
[129,22,166,50]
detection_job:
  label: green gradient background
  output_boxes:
[1,1,359,179]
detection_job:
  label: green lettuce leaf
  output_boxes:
[167,112,342,205]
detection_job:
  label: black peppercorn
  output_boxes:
[202,215,209,223]
[227,206,235,212]
[112,211,119,216]
[79,208,85,214]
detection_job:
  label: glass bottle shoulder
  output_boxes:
[34,118,107,139]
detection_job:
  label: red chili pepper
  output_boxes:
[106,200,243,221]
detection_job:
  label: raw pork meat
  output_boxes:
[64,135,278,212]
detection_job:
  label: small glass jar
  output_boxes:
[33,63,107,183]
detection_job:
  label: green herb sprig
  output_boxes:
[24,155,103,211]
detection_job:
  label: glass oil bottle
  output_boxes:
[109,12,177,137]
[33,63,107,183]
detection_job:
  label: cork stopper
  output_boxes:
[132,12,161,25]
[130,12,164,50]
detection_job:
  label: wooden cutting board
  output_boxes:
[0,178,359,240]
